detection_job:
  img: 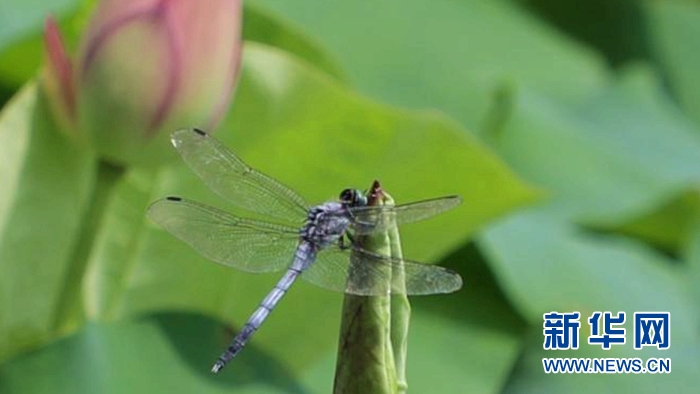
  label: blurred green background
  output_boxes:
[1,0,699,393]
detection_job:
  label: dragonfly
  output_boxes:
[147,128,463,373]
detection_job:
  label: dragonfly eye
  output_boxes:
[339,188,367,207]
[339,189,354,203]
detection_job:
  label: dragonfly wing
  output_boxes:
[147,197,299,273]
[347,195,462,235]
[171,128,309,224]
[301,246,462,295]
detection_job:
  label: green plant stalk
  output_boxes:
[51,160,125,334]
[387,195,410,394]
[481,80,516,147]
[333,185,409,394]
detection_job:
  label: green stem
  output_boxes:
[52,160,125,334]
[482,80,516,147]
[333,183,410,394]
[388,216,410,394]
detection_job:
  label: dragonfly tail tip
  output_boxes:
[211,362,224,374]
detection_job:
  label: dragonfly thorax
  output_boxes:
[300,202,352,248]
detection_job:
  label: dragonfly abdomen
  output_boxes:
[211,243,317,373]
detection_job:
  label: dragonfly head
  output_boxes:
[339,188,367,207]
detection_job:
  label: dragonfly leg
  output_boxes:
[339,233,354,250]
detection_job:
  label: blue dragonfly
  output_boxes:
[147,128,463,373]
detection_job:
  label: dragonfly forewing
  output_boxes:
[346,195,462,235]
[147,197,300,273]
[171,128,309,225]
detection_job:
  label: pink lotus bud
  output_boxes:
[43,17,77,134]
[42,0,242,166]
